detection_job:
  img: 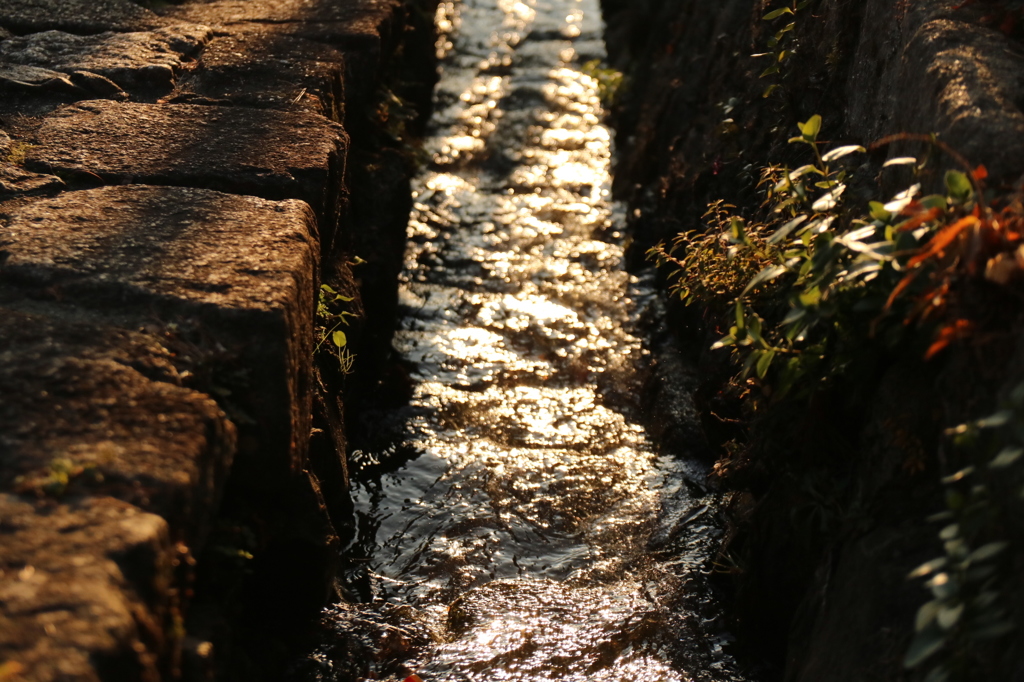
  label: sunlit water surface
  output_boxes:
[294,1,749,680]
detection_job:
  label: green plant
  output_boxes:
[581,59,624,108]
[650,115,1024,400]
[755,1,813,98]
[316,283,357,374]
[14,456,103,497]
[905,386,1024,681]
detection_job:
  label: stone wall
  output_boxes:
[0,1,436,680]
[601,1,1024,680]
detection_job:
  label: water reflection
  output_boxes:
[297,1,749,680]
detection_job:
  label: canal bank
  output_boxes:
[600,1,1024,680]
[0,1,437,679]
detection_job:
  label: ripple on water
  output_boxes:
[295,1,749,681]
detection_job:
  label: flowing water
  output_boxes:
[294,1,749,680]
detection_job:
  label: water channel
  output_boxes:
[295,1,749,679]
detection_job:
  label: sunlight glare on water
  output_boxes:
[294,2,749,681]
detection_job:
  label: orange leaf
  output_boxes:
[404,676,424,682]
[885,270,920,310]
[973,164,988,181]
[907,215,980,267]
[896,207,943,232]
[925,320,974,360]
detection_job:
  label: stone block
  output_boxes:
[165,0,402,54]
[165,0,405,114]
[0,304,236,542]
[0,26,212,95]
[168,32,345,121]
[0,0,167,35]
[0,494,176,682]
[25,100,347,235]
[0,185,320,489]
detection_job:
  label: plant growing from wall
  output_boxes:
[316,283,357,374]
[650,115,1023,400]
[905,386,1024,682]
[756,1,813,98]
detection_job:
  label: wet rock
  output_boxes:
[167,32,345,120]
[0,26,213,95]
[26,100,348,234]
[0,0,167,35]
[0,304,236,542]
[0,493,176,682]
[0,185,320,490]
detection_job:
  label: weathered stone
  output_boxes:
[0,494,175,682]
[0,304,236,540]
[168,32,345,120]
[166,0,405,120]
[26,100,347,233]
[0,0,166,35]
[0,27,13,42]
[0,185,319,488]
[0,26,212,95]
[0,163,65,199]
[166,0,402,54]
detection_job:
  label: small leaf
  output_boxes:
[909,557,947,579]
[976,410,1013,428]
[971,621,1015,640]
[883,156,917,167]
[332,331,348,348]
[760,64,780,78]
[990,446,1024,469]
[915,600,940,631]
[869,201,891,222]
[821,145,866,162]
[941,467,974,484]
[924,665,950,682]
[769,216,808,244]
[762,84,781,98]
[938,524,960,541]
[735,301,746,330]
[711,334,736,350]
[936,603,964,630]
[763,6,794,19]
[799,114,822,141]
[944,170,973,201]
[756,349,776,379]
[812,184,846,212]
[320,284,337,294]
[904,625,947,668]
[742,264,790,294]
[968,541,1009,563]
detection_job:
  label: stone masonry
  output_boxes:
[0,0,431,679]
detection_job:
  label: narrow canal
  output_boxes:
[296,1,749,680]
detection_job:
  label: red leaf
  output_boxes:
[973,164,989,181]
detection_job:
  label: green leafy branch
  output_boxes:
[755,0,813,98]
[905,387,1024,682]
